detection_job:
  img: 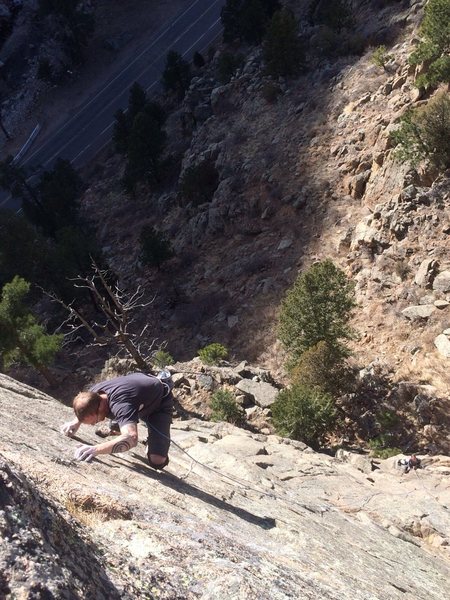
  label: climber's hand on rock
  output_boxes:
[61,419,81,437]
[74,444,97,462]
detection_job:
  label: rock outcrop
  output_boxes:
[1,374,450,598]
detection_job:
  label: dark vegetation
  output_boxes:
[392,92,450,170]
[263,9,303,78]
[38,0,95,66]
[0,157,101,301]
[219,0,369,80]
[307,0,353,31]
[221,0,281,45]
[392,1,450,171]
[161,50,192,100]
[139,226,174,270]
[209,388,244,424]
[113,83,167,193]
[216,52,244,84]
[0,276,62,386]
[0,153,107,382]
[179,160,220,206]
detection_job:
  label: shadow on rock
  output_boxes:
[130,452,276,529]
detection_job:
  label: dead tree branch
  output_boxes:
[45,262,158,369]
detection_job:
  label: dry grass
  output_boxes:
[64,498,107,528]
[63,490,132,528]
[396,354,450,394]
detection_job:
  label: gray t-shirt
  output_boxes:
[90,373,165,426]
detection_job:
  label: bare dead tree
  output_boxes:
[46,261,157,370]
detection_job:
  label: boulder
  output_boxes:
[402,305,436,320]
[433,271,450,293]
[235,379,279,408]
[349,171,370,199]
[434,334,450,358]
[277,238,293,251]
[211,85,234,115]
[233,362,273,383]
[434,300,449,309]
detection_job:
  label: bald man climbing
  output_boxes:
[61,372,173,469]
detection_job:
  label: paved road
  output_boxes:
[1,0,225,211]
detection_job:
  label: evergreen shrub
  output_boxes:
[198,343,229,365]
[368,435,401,459]
[216,52,244,84]
[409,0,450,88]
[152,350,174,369]
[210,389,243,424]
[261,81,282,103]
[391,92,450,170]
[139,226,173,269]
[179,160,219,206]
[263,9,303,78]
[371,45,392,69]
[271,383,336,448]
[308,0,354,31]
[290,341,349,395]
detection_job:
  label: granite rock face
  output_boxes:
[1,374,450,599]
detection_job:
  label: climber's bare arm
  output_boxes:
[74,423,138,462]
[99,422,139,454]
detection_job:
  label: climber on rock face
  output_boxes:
[397,454,422,474]
[61,372,173,470]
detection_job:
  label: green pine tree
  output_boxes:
[391,92,450,170]
[271,383,336,448]
[279,259,356,366]
[263,9,303,77]
[179,160,219,206]
[0,209,51,290]
[410,0,450,87]
[128,82,147,121]
[139,226,173,269]
[32,159,83,237]
[126,112,167,188]
[0,277,62,385]
[308,0,353,31]
[0,156,38,202]
[162,50,192,99]
[221,0,280,44]
[113,109,130,154]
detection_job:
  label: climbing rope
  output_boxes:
[147,425,450,520]
[147,423,330,517]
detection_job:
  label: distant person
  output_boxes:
[397,454,421,474]
[61,372,173,469]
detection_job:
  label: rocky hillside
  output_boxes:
[1,373,450,598]
[76,0,449,399]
